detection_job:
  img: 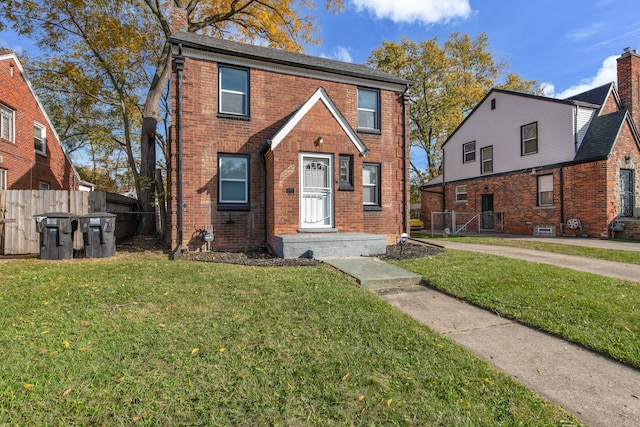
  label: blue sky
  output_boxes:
[305,0,640,98]
[2,0,639,98]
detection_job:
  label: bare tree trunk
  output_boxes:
[138,41,173,235]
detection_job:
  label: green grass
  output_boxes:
[0,255,579,426]
[411,234,640,265]
[395,250,640,368]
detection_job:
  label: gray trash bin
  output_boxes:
[80,213,116,258]
[33,213,77,260]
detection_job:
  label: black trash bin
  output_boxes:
[33,213,77,260]
[80,213,116,258]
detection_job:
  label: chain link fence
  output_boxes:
[430,211,504,236]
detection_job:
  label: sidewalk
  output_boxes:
[326,239,640,426]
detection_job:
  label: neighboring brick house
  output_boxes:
[0,50,78,191]
[422,48,640,240]
[167,32,411,257]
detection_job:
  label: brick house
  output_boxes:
[422,48,640,240]
[167,32,411,257]
[0,50,78,191]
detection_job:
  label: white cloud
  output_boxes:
[320,46,354,63]
[552,55,618,99]
[350,0,472,24]
[566,23,604,42]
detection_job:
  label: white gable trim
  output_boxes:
[268,87,368,155]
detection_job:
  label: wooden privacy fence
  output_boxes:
[0,190,139,255]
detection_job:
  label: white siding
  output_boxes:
[575,106,596,151]
[443,91,576,183]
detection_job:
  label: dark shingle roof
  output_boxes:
[169,32,411,86]
[565,83,612,106]
[574,109,627,162]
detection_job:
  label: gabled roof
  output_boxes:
[267,87,367,155]
[442,88,577,147]
[574,109,636,162]
[0,52,79,179]
[564,83,613,106]
[169,32,411,87]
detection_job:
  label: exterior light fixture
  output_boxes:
[315,136,324,145]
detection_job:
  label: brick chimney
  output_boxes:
[617,47,640,127]
[170,7,188,34]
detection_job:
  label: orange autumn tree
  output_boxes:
[1,0,342,234]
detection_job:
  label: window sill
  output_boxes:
[217,203,250,211]
[217,113,250,121]
[357,128,381,136]
[338,184,354,191]
[35,151,47,157]
[363,205,382,211]
[455,200,468,204]
[534,205,555,209]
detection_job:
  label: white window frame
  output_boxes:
[522,122,538,155]
[34,122,47,155]
[218,153,249,206]
[463,141,476,163]
[455,185,468,202]
[218,65,249,116]
[481,146,493,174]
[537,174,553,206]
[363,162,381,208]
[357,88,380,131]
[1,104,14,142]
[39,181,50,190]
[0,168,7,190]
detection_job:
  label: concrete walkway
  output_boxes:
[325,239,640,426]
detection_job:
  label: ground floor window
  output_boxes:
[0,168,6,190]
[537,174,553,206]
[363,162,381,209]
[455,185,467,202]
[218,153,249,210]
[620,169,634,217]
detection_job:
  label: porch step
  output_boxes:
[323,257,423,290]
[274,232,386,259]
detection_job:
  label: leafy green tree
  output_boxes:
[368,33,543,186]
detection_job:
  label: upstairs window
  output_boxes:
[481,146,493,174]
[522,122,538,155]
[219,65,249,116]
[39,181,50,190]
[537,174,553,206]
[1,104,14,142]
[218,154,249,210]
[358,88,380,131]
[463,141,476,163]
[34,122,46,155]
[363,163,381,209]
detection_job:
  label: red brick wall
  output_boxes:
[169,55,408,251]
[0,55,76,190]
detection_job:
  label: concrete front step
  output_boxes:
[323,257,423,290]
[273,232,386,259]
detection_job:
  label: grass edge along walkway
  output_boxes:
[0,255,581,426]
[394,249,640,369]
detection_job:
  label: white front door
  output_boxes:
[300,154,333,229]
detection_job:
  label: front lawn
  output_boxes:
[395,250,640,368]
[0,255,578,426]
[412,234,640,265]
